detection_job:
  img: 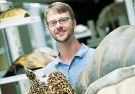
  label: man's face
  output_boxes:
[46,11,76,43]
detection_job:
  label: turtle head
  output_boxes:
[24,68,37,81]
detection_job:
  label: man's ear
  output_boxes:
[47,26,50,31]
[73,19,77,28]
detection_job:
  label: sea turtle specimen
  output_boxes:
[24,68,76,94]
[75,25,135,94]
[3,52,55,77]
[0,8,30,19]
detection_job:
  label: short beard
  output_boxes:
[53,30,74,43]
[55,32,72,43]
[56,35,70,43]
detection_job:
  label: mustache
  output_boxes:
[57,27,64,31]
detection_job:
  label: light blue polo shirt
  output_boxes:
[43,43,95,88]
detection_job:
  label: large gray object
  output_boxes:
[85,65,135,94]
[75,25,135,94]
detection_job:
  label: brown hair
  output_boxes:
[44,2,75,19]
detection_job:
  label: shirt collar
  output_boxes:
[54,53,61,65]
[75,43,89,58]
[54,43,89,65]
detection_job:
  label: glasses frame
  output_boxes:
[47,17,74,27]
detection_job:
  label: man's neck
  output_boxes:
[57,36,81,65]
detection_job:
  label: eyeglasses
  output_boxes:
[47,17,74,27]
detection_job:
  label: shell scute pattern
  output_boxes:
[24,68,76,94]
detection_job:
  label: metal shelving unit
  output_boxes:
[0,16,40,29]
[0,16,41,94]
[0,68,44,85]
[75,30,91,39]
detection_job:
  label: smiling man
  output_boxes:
[43,2,95,88]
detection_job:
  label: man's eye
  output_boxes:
[49,21,56,24]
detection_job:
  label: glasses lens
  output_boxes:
[59,17,68,24]
[47,17,71,27]
[48,21,56,26]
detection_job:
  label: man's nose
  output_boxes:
[55,21,62,27]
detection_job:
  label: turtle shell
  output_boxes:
[75,25,135,94]
[25,68,76,94]
[3,52,55,77]
[0,8,30,19]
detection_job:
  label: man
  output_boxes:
[43,2,95,88]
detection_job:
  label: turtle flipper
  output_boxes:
[24,68,37,81]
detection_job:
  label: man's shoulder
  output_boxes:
[46,58,58,66]
[82,43,95,51]
[84,44,95,54]
[88,47,95,53]
[43,58,58,74]
[85,46,95,57]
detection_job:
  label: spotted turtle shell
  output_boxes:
[25,68,76,94]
